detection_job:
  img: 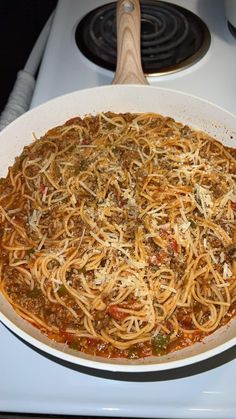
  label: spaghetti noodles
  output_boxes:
[0,112,235,359]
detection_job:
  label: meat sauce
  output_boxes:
[45,304,236,359]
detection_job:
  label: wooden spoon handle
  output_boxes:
[112,0,148,85]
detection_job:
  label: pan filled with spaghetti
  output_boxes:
[0,1,235,372]
[0,89,235,372]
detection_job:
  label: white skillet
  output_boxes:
[0,0,235,372]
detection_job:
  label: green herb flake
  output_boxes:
[68,340,81,351]
[27,288,42,298]
[152,333,170,355]
[190,219,197,229]
[27,248,35,257]
[79,160,88,171]
[57,284,67,297]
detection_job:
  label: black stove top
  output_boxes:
[75,0,211,75]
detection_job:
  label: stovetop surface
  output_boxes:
[1,320,236,418]
[1,0,236,417]
[31,0,236,114]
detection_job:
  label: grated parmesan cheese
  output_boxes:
[160,284,177,294]
[194,184,213,218]
[223,263,233,279]
[220,252,225,263]
[179,221,191,233]
[219,189,236,208]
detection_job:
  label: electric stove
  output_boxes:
[1,0,236,417]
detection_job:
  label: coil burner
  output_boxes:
[75,0,211,76]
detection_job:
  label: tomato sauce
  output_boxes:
[45,303,236,360]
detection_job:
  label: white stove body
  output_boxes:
[1,0,236,417]
[31,0,236,114]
